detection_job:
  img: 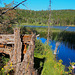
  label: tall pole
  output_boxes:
[47,0,51,44]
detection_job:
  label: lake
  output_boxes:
[24,25,75,66]
[24,25,75,32]
[37,37,75,67]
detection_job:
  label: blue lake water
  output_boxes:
[23,25,75,66]
[24,25,75,32]
[37,37,75,67]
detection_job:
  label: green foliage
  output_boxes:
[0,56,14,75]
[0,56,9,75]
[15,9,75,26]
[34,40,68,75]
[53,31,75,49]
[1,8,75,26]
[68,62,75,74]
[0,56,9,70]
[34,39,45,55]
[6,26,14,34]
[41,45,67,75]
[0,62,13,75]
[1,56,9,65]
[20,27,33,34]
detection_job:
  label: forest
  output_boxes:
[0,7,75,26]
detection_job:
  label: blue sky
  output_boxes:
[0,0,75,11]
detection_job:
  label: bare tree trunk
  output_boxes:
[0,28,37,75]
[47,0,51,45]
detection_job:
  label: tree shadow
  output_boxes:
[34,57,45,75]
[0,53,10,70]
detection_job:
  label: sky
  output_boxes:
[0,0,75,11]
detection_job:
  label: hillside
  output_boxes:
[0,8,75,26]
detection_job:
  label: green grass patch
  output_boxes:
[34,39,68,75]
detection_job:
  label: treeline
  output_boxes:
[0,8,75,26]
[16,9,75,26]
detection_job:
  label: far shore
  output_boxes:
[14,23,75,27]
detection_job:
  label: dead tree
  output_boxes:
[47,0,51,44]
[0,0,27,16]
[0,0,27,34]
[0,28,37,75]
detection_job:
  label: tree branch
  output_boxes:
[0,0,27,16]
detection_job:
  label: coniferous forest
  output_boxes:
[0,8,75,26]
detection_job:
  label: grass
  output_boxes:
[31,27,75,49]
[41,45,66,75]
[34,39,68,75]
[15,23,48,26]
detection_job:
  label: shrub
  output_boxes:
[34,39,44,55]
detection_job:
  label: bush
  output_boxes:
[34,39,44,55]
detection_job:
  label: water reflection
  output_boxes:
[37,37,75,67]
